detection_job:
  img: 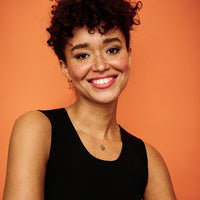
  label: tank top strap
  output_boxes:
[120,125,148,191]
[39,108,68,128]
[38,108,73,154]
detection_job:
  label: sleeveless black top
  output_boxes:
[40,108,148,200]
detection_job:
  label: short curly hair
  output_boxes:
[47,0,142,62]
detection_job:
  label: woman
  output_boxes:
[3,0,177,199]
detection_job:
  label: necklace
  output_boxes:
[67,108,120,153]
[100,144,106,151]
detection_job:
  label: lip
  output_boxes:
[87,74,118,89]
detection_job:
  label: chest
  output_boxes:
[75,132,123,161]
[45,128,147,200]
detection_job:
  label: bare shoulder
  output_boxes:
[145,143,166,166]
[13,110,51,134]
[143,143,177,200]
[3,111,52,200]
[10,110,52,158]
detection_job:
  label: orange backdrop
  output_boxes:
[0,0,200,199]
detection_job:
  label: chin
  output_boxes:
[89,91,121,105]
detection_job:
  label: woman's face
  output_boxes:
[60,26,131,104]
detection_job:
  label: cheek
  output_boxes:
[109,56,130,72]
[67,62,90,81]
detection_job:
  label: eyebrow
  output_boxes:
[70,37,122,52]
[103,37,122,44]
[71,43,89,52]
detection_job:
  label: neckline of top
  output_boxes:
[62,108,126,164]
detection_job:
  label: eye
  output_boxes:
[75,53,89,59]
[106,47,120,55]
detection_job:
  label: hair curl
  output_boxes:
[47,0,142,62]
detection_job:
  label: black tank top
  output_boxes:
[40,108,148,200]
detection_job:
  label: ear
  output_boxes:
[59,60,71,80]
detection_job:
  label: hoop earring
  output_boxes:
[67,78,72,89]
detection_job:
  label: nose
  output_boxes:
[92,54,109,72]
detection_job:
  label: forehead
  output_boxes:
[66,26,126,47]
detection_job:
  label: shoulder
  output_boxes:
[143,143,177,200]
[144,143,165,165]
[144,143,172,176]
[12,110,52,139]
[10,110,52,163]
[14,110,51,128]
[3,111,52,199]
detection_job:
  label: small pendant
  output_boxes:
[100,144,105,151]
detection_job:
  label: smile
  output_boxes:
[92,77,113,85]
[88,74,118,89]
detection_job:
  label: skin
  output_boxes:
[3,27,177,199]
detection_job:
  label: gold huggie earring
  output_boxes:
[68,79,72,89]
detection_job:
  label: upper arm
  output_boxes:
[143,143,177,200]
[3,111,52,200]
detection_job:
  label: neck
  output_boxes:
[66,99,119,140]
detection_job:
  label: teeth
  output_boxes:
[93,77,113,85]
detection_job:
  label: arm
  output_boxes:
[143,143,177,200]
[3,111,51,200]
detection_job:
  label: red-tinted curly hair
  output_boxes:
[47,0,142,62]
